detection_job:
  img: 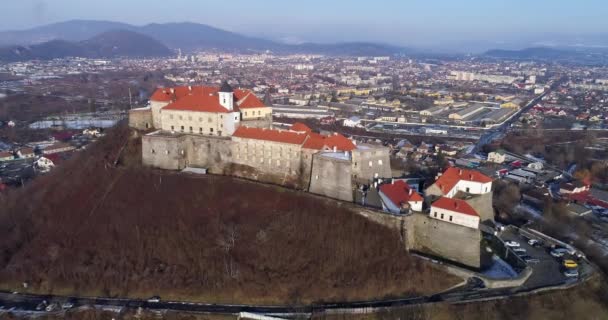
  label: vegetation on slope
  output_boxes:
[0,124,459,304]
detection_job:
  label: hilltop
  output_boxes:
[0,124,458,304]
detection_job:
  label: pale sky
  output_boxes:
[2,0,607,49]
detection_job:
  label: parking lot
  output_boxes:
[498,227,590,290]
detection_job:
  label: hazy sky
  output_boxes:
[2,0,607,48]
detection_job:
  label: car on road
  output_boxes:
[528,239,543,247]
[563,259,578,269]
[45,303,60,312]
[513,247,527,253]
[564,269,579,278]
[61,302,74,310]
[36,301,47,311]
[505,240,520,247]
[147,296,161,303]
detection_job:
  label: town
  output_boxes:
[1,27,608,320]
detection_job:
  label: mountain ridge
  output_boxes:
[0,29,172,62]
[0,20,407,56]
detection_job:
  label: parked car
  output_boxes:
[505,240,520,247]
[147,296,161,303]
[513,247,527,253]
[563,259,578,269]
[564,269,579,278]
[550,248,568,258]
[528,239,543,247]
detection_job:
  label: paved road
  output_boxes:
[0,273,585,317]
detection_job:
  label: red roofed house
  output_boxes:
[426,167,493,198]
[379,180,424,213]
[425,167,494,222]
[430,197,480,229]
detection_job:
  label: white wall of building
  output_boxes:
[429,206,480,229]
[446,180,492,197]
[219,92,234,111]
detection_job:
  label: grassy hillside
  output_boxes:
[0,124,459,305]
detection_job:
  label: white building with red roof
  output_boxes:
[430,197,480,229]
[425,167,494,223]
[426,167,493,198]
[130,82,272,135]
[379,180,424,213]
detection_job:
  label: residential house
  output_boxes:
[0,151,13,162]
[16,147,35,159]
[378,180,424,214]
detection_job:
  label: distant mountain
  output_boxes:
[0,20,406,56]
[482,46,608,65]
[0,30,172,62]
[484,47,574,60]
[82,30,173,57]
[137,22,279,52]
[0,20,135,47]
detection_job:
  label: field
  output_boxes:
[0,124,459,305]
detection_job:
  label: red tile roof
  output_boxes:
[302,132,356,151]
[432,197,479,217]
[380,180,424,206]
[233,127,308,145]
[236,91,266,109]
[434,167,492,194]
[150,86,266,111]
[290,122,312,133]
[162,94,230,113]
[233,125,355,152]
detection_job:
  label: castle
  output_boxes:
[129,83,495,269]
[129,83,392,201]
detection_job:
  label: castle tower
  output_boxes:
[219,81,234,111]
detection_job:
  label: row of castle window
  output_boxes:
[353,159,383,167]
[169,114,223,122]
[243,111,263,116]
[170,125,224,136]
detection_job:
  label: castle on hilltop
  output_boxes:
[128,83,497,269]
[129,83,392,201]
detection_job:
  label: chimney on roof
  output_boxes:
[391,179,394,184]
[188,86,192,91]
[454,201,459,209]
[170,88,175,94]
[333,146,337,152]
[459,169,463,175]
[409,189,413,195]
[469,174,473,179]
